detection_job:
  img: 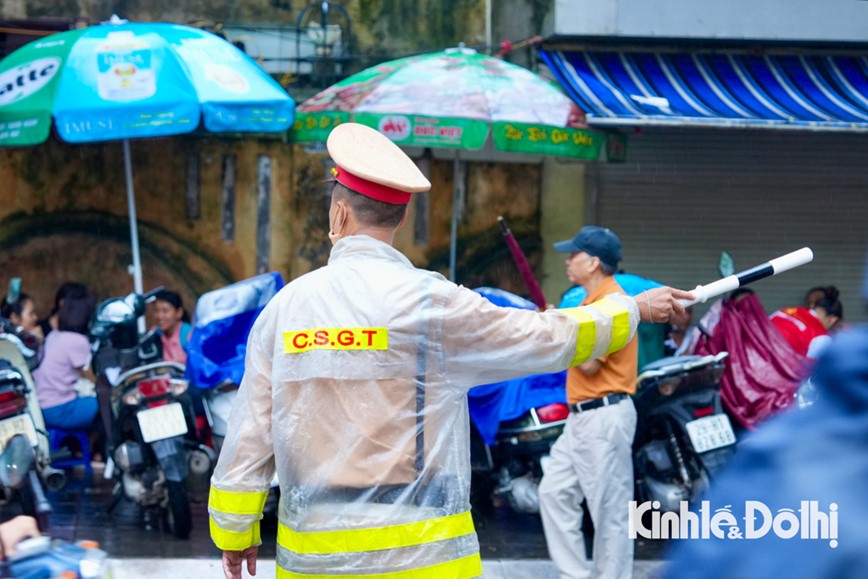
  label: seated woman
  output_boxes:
[36,281,90,339]
[32,293,98,431]
[152,290,192,365]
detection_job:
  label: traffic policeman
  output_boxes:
[209,123,692,579]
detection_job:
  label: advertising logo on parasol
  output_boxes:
[0,58,62,107]
[96,33,156,102]
[203,63,250,94]
[378,115,411,140]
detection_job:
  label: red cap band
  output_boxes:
[333,166,412,205]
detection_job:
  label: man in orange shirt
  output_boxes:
[539,226,639,579]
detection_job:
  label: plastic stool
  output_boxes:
[48,428,93,478]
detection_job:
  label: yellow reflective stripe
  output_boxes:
[560,307,597,366]
[209,486,268,516]
[591,297,632,355]
[276,553,482,579]
[277,511,475,555]
[210,517,261,551]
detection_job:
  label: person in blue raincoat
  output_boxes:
[663,263,868,578]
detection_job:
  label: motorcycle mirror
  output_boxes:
[718,250,735,278]
[123,293,139,309]
[97,298,135,324]
[123,291,155,318]
[142,286,166,302]
[0,434,35,490]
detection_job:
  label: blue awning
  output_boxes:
[539,49,868,131]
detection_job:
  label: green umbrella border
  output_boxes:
[289,110,627,163]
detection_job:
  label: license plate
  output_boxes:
[685,414,736,453]
[0,414,38,451]
[137,403,188,443]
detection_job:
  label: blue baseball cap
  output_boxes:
[553,226,622,269]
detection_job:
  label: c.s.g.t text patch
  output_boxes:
[283,327,388,354]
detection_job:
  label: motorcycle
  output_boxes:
[185,272,284,514]
[470,390,568,514]
[90,289,214,539]
[0,322,66,529]
[632,352,736,512]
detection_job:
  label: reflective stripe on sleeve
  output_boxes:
[210,517,262,551]
[590,297,632,355]
[209,486,268,515]
[559,307,597,366]
[276,553,483,579]
[277,511,476,555]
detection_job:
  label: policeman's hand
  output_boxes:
[222,546,258,579]
[636,287,695,323]
[0,515,40,557]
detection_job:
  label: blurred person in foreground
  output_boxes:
[208,123,694,579]
[0,515,40,561]
[663,263,868,579]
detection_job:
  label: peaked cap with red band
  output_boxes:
[326,123,431,205]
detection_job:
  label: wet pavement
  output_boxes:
[0,464,670,566]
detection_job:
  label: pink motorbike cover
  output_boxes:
[695,294,806,429]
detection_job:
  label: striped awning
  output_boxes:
[540,49,868,131]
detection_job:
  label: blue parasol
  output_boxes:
[0,16,295,295]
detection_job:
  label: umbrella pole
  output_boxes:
[122,139,146,333]
[449,151,465,283]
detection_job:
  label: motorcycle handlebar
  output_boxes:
[141,286,165,302]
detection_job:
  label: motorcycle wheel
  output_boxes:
[164,480,192,539]
[469,472,496,513]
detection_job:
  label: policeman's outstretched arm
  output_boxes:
[441,283,696,388]
[442,288,640,385]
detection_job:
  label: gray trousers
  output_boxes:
[539,398,637,579]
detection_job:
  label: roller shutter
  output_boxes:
[593,127,868,322]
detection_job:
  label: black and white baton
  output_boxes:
[680,247,814,307]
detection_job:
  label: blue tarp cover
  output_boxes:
[185,272,284,389]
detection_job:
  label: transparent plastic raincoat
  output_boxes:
[209,235,639,578]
